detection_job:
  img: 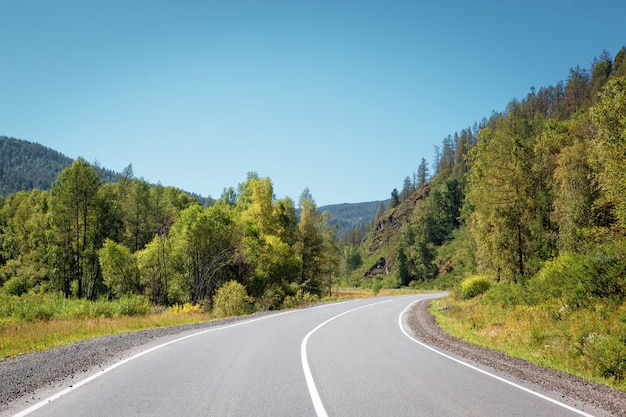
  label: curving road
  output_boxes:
[10,295,602,417]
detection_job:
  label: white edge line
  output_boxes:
[11,301,358,417]
[398,298,597,417]
[301,299,393,417]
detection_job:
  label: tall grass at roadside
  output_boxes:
[432,240,626,390]
[0,292,153,321]
[0,292,211,358]
[431,296,626,391]
[0,309,210,358]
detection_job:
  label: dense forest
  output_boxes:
[0,163,340,309]
[2,47,626,325]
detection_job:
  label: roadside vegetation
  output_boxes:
[0,287,420,358]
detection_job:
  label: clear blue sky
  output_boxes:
[1,0,624,206]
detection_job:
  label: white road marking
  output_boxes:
[398,298,597,417]
[301,299,392,417]
[10,302,350,417]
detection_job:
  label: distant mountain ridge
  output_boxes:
[0,136,74,195]
[319,201,385,239]
[0,135,382,237]
[0,136,119,195]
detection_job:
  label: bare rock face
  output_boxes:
[362,257,389,279]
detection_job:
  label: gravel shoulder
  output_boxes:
[2,299,626,416]
[0,313,272,415]
[406,298,626,417]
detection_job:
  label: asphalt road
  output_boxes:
[11,294,600,417]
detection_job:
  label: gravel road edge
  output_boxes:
[406,298,626,417]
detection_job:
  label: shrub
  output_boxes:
[579,329,626,382]
[482,281,532,306]
[371,279,383,295]
[282,290,320,309]
[167,303,204,315]
[2,275,33,296]
[533,247,626,308]
[459,275,492,300]
[213,281,253,318]
[113,295,152,316]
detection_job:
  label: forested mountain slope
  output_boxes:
[346,46,626,288]
[319,200,386,240]
[0,136,118,195]
[0,136,74,195]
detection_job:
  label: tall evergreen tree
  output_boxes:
[417,158,429,188]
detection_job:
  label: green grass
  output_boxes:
[431,296,626,391]
[0,293,212,358]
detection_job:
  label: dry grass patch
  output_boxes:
[0,311,210,358]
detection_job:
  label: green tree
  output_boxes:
[468,105,544,281]
[589,76,626,227]
[543,116,597,252]
[401,176,412,202]
[590,51,613,104]
[231,174,303,304]
[136,233,178,305]
[390,188,400,208]
[417,157,429,188]
[562,66,591,118]
[297,188,337,296]
[99,239,139,297]
[123,179,153,252]
[0,190,50,290]
[612,47,626,78]
[170,204,239,306]
[49,159,101,298]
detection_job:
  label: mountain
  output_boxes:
[0,136,118,195]
[319,201,386,239]
[0,136,74,195]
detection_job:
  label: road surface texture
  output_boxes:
[1,294,624,416]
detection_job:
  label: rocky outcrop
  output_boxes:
[362,257,389,279]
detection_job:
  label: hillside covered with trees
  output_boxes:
[0,136,74,196]
[0,136,121,196]
[340,46,626,386]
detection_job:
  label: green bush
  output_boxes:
[577,325,626,382]
[532,247,626,308]
[2,275,33,296]
[371,279,383,295]
[282,289,320,309]
[213,280,253,317]
[459,275,492,300]
[482,281,532,306]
